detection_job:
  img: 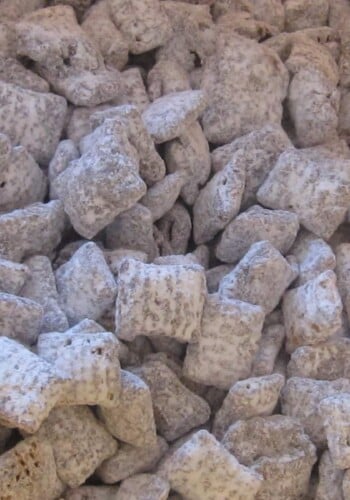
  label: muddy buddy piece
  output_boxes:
[283,270,343,353]
[142,90,207,144]
[116,67,150,113]
[183,294,264,389]
[16,5,122,106]
[106,204,158,262]
[147,59,191,101]
[37,330,121,407]
[0,56,49,93]
[288,339,350,380]
[55,242,117,325]
[252,324,285,377]
[165,121,211,206]
[0,436,63,500]
[0,201,66,263]
[20,256,68,334]
[0,258,29,295]
[281,377,350,448]
[290,230,336,286]
[130,360,210,441]
[33,405,118,488]
[257,149,350,240]
[53,117,147,239]
[219,241,296,314]
[0,133,46,213]
[81,0,128,71]
[315,450,345,500]
[108,0,172,54]
[116,474,170,500]
[160,429,263,500]
[0,81,67,165]
[216,205,299,264]
[222,415,317,500]
[115,258,206,344]
[211,124,292,208]
[0,292,43,344]
[193,151,246,245]
[212,374,285,440]
[201,33,288,144]
[0,337,64,433]
[140,172,186,222]
[156,203,192,256]
[97,436,169,484]
[48,139,79,188]
[97,369,157,448]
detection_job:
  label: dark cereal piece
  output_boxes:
[130,360,211,441]
[33,406,118,488]
[0,337,65,433]
[115,258,206,344]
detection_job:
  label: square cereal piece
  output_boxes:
[0,337,64,433]
[115,258,206,343]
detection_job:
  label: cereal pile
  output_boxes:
[1,0,350,498]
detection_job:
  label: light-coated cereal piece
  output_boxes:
[211,124,292,208]
[290,230,336,286]
[55,242,117,325]
[201,33,288,144]
[108,0,172,54]
[183,294,264,389]
[315,450,345,500]
[0,81,67,165]
[53,118,147,239]
[165,121,211,206]
[319,394,350,469]
[130,360,210,441]
[20,256,68,333]
[160,429,263,500]
[336,243,350,318]
[252,324,285,377]
[97,436,169,484]
[16,5,122,107]
[48,139,79,186]
[115,258,206,343]
[90,104,166,186]
[281,377,350,447]
[116,474,170,500]
[285,0,329,31]
[0,201,66,263]
[219,241,295,315]
[34,406,118,488]
[141,172,185,222]
[148,60,191,101]
[156,203,192,256]
[205,265,234,294]
[257,149,350,240]
[0,292,43,344]
[97,369,157,448]
[288,339,350,380]
[37,330,121,407]
[216,205,299,264]
[222,415,317,500]
[142,90,207,144]
[212,374,285,440]
[0,258,29,295]
[193,152,245,245]
[81,0,128,70]
[0,56,49,93]
[106,204,158,262]
[161,1,216,62]
[0,337,65,433]
[116,68,150,113]
[65,485,119,500]
[288,68,340,148]
[283,270,343,353]
[0,436,63,500]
